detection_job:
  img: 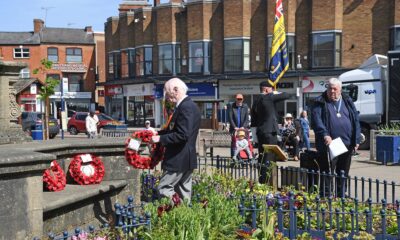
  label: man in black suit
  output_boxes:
[251,81,291,183]
[228,93,249,157]
[151,78,201,202]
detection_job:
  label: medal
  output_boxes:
[337,113,341,118]
[333,97,342,118]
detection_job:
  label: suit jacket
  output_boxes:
[159,97,201,172]
[228,102,249,133]
[251,92,291,137]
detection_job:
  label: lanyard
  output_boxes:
[333,97,342,114]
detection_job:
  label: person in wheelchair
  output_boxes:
[280,113,302,161]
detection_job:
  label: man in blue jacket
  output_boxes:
[311,78,361,197]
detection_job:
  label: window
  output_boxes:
[158,44,181,75]
[47,48,58,62]
[19,68,30,79]
[311,32,341,68]
[189,41,211,74]
[135,47,152,76]
[66,74,83,92]
[267,35,295,70]
[342,84,358,102]
[390,27,400,50]
[66,48,82,62]
[14,47,30,58]
[121,50,129,78]
[47,74,61,92]
[108,53,114,78]
[128,49,135,77]
[113,52,121,79]
[224,39,250,72]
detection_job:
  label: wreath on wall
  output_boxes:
[125,130,164,169]
[43,160,67,192]
[69,154,105,185]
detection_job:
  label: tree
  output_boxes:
[33,59,59,140]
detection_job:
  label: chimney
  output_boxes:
[33,19,44,33]
[84,26,93,32]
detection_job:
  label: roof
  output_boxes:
[0,28,94,45]
[13,78,40,94]
[0,32,40,45]
[40,27,94,44]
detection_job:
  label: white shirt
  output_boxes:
[145,126,157,134]
[86,114,99,132]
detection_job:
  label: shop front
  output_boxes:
[301,76,335,111]
[219,78,299,120]
[124,83,155,127]
[154,82,217,128]
[50,92,92,119]
[104,85,124,120]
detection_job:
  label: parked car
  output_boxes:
[21,112,60,139]
[67,112,120,135]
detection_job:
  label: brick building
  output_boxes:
[104,0,400,128]
[0,19,106,119]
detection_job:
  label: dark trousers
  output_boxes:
[257,132,277,184]
[318,148,353,198]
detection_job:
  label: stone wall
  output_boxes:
[0,138,140,239]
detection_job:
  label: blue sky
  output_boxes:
[0,0,134,32]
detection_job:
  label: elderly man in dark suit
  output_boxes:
[251,81,291,183]
[151,78,201,201]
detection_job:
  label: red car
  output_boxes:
[67,112,119,135]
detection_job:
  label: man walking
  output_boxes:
[151,78,201,202]
[311,77,361,197]
[85,111,99,139]
[251,81,291,183]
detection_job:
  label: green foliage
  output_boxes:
[34,59,60,100]
[377,122,400,135]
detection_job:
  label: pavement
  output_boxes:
[204,145,400,185]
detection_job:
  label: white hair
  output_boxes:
[165,78,188,95]
[328,77,342,89]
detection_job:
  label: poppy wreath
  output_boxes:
[43,160,67,192]
[125,130,164,169]
[69,154,105,185]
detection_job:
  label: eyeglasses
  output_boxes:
[236,98,243,101]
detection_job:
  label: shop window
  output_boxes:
[14,47,30,58]
[311,31,341,68]
[47,47,58,62]
[19,68,30,79]
[224,39,250,72]
[135,47,152,76]
[189,41,211,74]
[66,48,82,63]
[158,43,181,75]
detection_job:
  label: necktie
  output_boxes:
[237,106,241,128]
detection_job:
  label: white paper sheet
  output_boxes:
[81,154,93,163]
[328,137,348,159]
[128,138,141,151]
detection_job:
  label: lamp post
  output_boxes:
[297,55,303,114]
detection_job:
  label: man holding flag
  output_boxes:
[251,0,292,184]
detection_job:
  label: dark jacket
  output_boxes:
[311,91,361,153]
[251,92,291,137]
[159,97,201,172]
[228,102,249,133]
